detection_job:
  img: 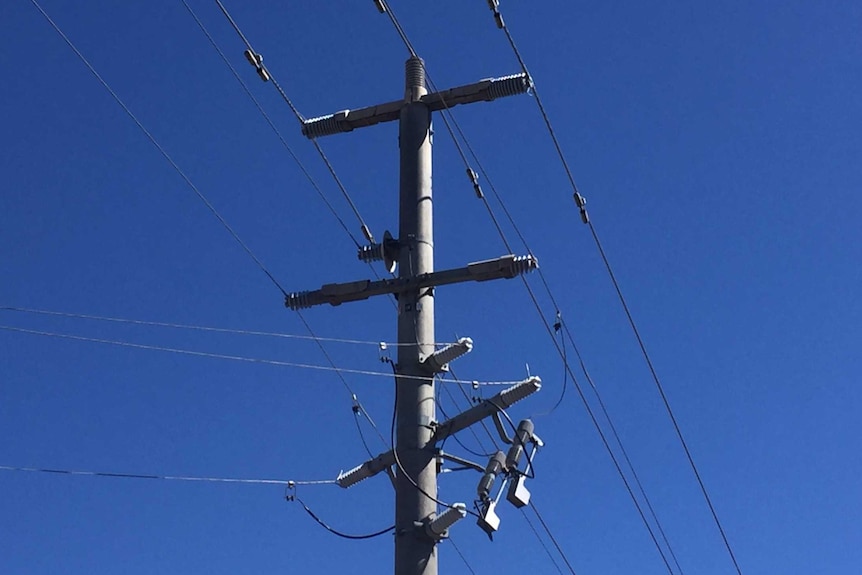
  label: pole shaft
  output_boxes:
[395,56,437,575]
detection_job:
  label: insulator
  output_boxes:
[336,463,371,488]
[426,503,467,538]
[358,242,385,264]
[505,419,535,470]
[285,291,313,311]
[422,337,473,372]
[477,451,506,500]
[486,0,499,10]
[487,73,530,100]
[498,376,542,408]
[301,112,350,139]
[405,57,426,91]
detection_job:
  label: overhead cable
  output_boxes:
[182,0,361,247]
[28,0,288,298]
[290,494,395,540]
[214,0,375,244]
[0,464,333,486]
[0,306,454,348]
[371,5,676,572]
[0,324,521,386]
[491,7,738,574]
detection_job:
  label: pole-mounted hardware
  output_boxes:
[358,230,401,273]
[424,503,467,540]
[286,254,538,310]
[300,73,530,139]
[421,337,473,373]
[475,418,542,537]
[292,52,536,574]
[335,377,541,489]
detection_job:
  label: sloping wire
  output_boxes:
[292,495,394,540]
[214,0,374,244]
[182,0,360,247]
[492,7,740,574]
[28,0,288,298]
[371,4,676,572]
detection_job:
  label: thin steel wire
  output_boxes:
[0,325,521,386]
[28,0,288,298]
[0,464,332,486]
[0,306,453,348]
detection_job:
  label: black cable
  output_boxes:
[528,500,578,575]
[183,0,361,248]
[292,495,394,540]
[494,11,736,571]
[531,315,568,418]
[590,223,736,574]
[28,0,288,298]
[517,275,676,575]
[389,367,481,519]
[519,507,565,575]
[448,536,478,575]
[214,0,374,245]
[0,464,332,486]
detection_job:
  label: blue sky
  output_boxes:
[2,1,861,573]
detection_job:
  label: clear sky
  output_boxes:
[2,1,861,574]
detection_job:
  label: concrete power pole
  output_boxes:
[287,56,541,575]
[395,57,438,575]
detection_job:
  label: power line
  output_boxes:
[519,507,565,575]
[28,0,288,298]
[181,0,361,247]
[448,537,478,575]
[0,324,522,386]
[528,500,579,575]
[0,306,454,348]
[490,7,740,574]
[0,464,332,486]
[214,0,375,244]
[368,5,679,571]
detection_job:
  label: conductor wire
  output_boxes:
[28,0,288,298]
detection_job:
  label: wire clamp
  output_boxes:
[243,49,270,82]
[574,192,590,224]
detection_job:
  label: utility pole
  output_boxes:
[286,56,539,575]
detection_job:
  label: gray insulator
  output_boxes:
[499,376,542,408]
[405,57,426,91]
[426,503,467,538]
[487,73,530,100]
[301,114,348,139]
[505,419,535,470]
[477,451,507,500]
